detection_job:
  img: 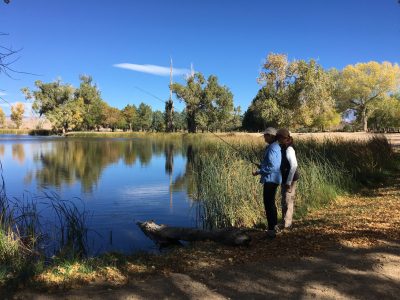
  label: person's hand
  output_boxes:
[252,170,259,176]
[285,184,291,193]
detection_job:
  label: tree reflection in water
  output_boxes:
[12,144,25,164]
[24,138,195,195]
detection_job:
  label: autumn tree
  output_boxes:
[171,72,234,133]
[0,107,6,127]
[102,105,125,131]
[336,61,400,131]
[10,102,25,129]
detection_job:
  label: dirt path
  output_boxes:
[5,176,400,300]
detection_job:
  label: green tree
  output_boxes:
[368,95,400,129]
[171,72,234,133]
[151,110,165,132]
[137,102,152,131]
[289,59,338,128]
[22,80,83,133]
[10,102,24,129]
[336,61,400,131]
[75,75,104,130]
[173,110,187,132]
[122,104,138,131]
[245,53,339,131]
[0,107,5,128]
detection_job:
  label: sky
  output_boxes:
[0,0,399,116]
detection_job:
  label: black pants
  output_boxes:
[263,182,279,230]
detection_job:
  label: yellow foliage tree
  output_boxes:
[0,107,5,128]
[338,61,400,131]
[10,102,25,129]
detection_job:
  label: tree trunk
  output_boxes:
[362,106,368,132]
[137,220,251,247]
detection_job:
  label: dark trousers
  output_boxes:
[263,182,279,230]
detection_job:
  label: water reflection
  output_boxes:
[26,138,190,193]
[12,144,25,164]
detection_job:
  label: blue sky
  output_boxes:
[1,0,399,116]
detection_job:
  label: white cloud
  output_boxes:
[120,184,169,198]
[114,63,190,76]
[0,92,6,96]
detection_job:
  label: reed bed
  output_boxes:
[0,129,30,135]
[188,135,395,229]
[0,167,90,284]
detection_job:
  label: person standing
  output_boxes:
[276,128,299,229]
[252,127,282,238]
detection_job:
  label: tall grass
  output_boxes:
[190,135,395,228]
[0,164,90,283]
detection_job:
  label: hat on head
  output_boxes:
[276,128,291,138]
[262,127,277,136]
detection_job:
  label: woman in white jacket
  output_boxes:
[276,128,299,229]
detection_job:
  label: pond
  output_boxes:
[0,134,199,255]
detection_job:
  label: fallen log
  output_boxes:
[136,220,251,247]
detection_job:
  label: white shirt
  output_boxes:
[285,146,298,185]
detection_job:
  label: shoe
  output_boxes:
[274,224,284,232]
[266,230,276,239]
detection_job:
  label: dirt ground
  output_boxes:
[3,168,399,299]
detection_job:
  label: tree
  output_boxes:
[22,80,83,133]
[164,99,174,132]
[336,61,400,131]
[122,104,138,131]
[0,107,5,128]
[137,102,152,131]
[368,95,400,129]
[10,102,24,129]
[151,110,165,132]
[248,53,340,131]
[75,75,104,130]
[171,72,234,133]
[102,105,124,131]
[288,59,338,128]
[173,111,187,132]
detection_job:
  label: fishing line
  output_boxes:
[134,85,259,166]
[208,131,259,166]
[134,86,166,104]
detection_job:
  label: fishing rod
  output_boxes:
[208,131,260,167]
[134,86,166,104]
[134,85,260,166]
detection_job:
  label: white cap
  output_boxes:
[262,127,277,135]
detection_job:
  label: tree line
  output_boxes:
[1,53,399,133]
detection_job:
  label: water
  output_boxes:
[0,134,198,255]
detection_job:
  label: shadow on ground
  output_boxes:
[3,237,399,300]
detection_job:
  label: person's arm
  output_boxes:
[285,147,298,185]
[257,144,280,176]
